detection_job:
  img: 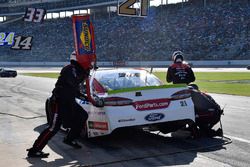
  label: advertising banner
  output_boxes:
[72,15,96,68]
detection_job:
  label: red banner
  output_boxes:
[72,15,96,68]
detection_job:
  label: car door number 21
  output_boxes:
[180,100,188,107]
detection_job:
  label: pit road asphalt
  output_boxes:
[0,69,250,167]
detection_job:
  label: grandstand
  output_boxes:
[0,0,250,63]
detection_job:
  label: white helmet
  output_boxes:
[70,51,77,61]
[172,51,184,63]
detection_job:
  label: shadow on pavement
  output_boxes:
[26,125,228,167]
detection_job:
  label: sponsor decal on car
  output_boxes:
[133,98,170,111]
[79,99,89,105]
[145,113,165,122]
[88,121,108,130]
[118,118,135,122]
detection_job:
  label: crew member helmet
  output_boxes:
[172,51,184,63]
[70,51,77,61]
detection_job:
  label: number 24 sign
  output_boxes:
[0,32,15,46]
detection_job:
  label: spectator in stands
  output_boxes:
[166,51,195,84]
[1,0,250,62]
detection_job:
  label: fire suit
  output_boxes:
[166,62,195,84]
[30,61,89,152]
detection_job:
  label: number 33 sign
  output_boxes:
[118,0,149,17]
[23,8,46,23]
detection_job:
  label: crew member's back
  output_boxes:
[166,51,195,84]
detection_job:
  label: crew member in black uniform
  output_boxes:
[167,51,222,137]
[166,51,195,84]
[27,51,91,158]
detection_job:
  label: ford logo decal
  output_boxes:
[145,113,165,122]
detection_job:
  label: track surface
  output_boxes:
[0,71,250,167]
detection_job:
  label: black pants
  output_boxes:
[31,100,88,151]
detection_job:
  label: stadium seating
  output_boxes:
[0,0,115,15]
[0,0,249,62]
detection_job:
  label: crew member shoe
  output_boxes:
[27,148,49,158]
[63,138,82,149]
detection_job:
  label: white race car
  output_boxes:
[46,68,222,138]
[79,68,195,138]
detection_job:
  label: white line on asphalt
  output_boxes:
[225,135,250,144]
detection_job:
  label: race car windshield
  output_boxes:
[95,70,162,90]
